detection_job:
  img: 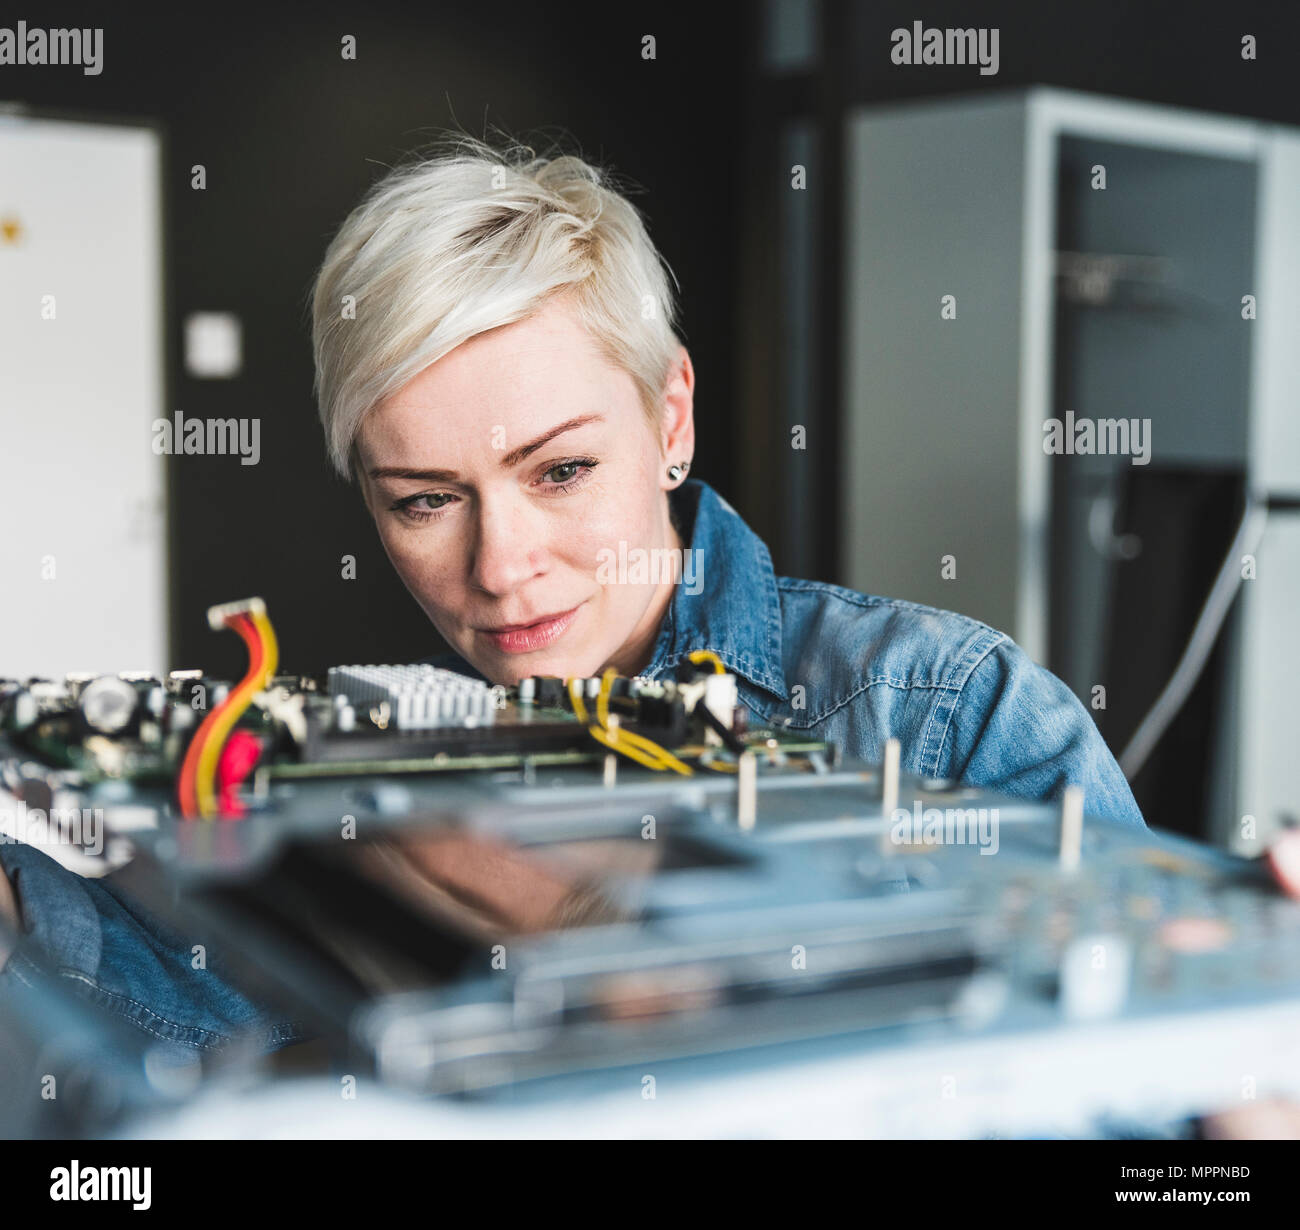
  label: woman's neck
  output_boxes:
[605,503,686,678]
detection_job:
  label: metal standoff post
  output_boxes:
[1059,784,1084,872]
[880,737,901,855]
[738,748,758,830]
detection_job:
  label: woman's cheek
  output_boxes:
[379,524,454,600]
[569,494,647,562]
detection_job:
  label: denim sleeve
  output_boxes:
[944,638,1147,829]
[0,839,304,1053]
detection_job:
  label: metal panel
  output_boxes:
[843,94,1031,643]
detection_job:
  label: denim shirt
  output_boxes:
[0,840,302,1057]
[435,478,1146,830]
[0,477,1144,1062]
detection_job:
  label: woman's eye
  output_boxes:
[389,461,596,523]
[391,492,454,520]
[540,458,598,488]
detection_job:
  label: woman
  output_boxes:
[311,133,1144,828]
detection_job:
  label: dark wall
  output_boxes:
[4,1,749,678]
[9,0,1300,679]
[843,0,1298,117]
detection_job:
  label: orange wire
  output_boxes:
[176,615,264,818]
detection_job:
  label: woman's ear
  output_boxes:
[660,345,696,482]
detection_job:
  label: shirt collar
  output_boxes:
[642,479,789,700]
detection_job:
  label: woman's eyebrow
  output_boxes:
[368,414,605,481]
[498,414,605,466]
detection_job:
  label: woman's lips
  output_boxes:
[478,604,583,654]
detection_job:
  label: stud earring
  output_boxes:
[668,461,690,482]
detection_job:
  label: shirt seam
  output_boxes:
[58,969,237,1047]
[746,626,1009,730]
[925,632,1013,778]
[749,677,960,729]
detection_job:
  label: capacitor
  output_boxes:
[78,676,139,734]
[5,689,37,732]
[535,677,565,708]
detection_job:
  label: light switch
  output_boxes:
[184,311,242,379]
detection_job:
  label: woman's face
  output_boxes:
[356,296,694,685]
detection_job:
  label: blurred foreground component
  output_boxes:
[3,633,1300,1138]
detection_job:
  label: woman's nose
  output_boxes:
[468,498,546,596]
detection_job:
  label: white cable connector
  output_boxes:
[206,596,267,630]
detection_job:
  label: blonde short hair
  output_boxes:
[310,132,683,478]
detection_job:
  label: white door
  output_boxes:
[0,113,165,678]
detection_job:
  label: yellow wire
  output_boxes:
[195,609,279,819]
[571,677,655,769]
[588,724,679,772]
[687,651,744,770]
[568,677,589,725]
[574,673,694,776]
[596,667,616,728]
[613,728,695,775]
[594,668,695,775]
[251,609,280,679]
